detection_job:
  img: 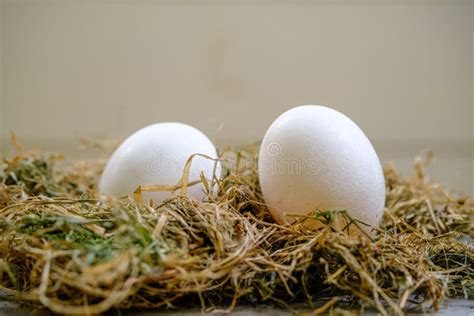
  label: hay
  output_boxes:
[0,143,472,315]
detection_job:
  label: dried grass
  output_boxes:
[0,143,472,315]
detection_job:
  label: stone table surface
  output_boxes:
[0,299,473,315]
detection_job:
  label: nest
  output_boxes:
[0,141,472,315]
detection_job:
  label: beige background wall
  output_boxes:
[1,0,473,193]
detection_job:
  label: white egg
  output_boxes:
[258,105,385,232]
[99,122,221,203]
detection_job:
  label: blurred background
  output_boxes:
[0,0,473,194]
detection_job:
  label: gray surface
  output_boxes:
[1,299,473,315]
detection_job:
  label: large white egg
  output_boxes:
[99,122,220,203]
[258,105,385,231]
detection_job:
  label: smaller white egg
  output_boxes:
[99,122,220,203]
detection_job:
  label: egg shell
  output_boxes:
[258,105,385,231]
[99,122,220,203]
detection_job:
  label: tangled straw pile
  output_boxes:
[0,143,472,315]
